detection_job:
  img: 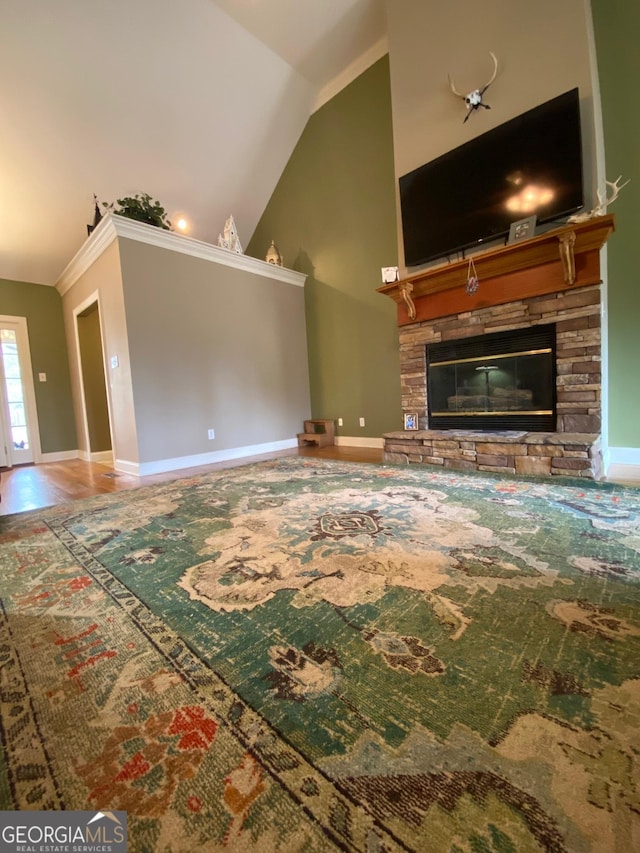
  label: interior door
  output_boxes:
[0,317,40,466]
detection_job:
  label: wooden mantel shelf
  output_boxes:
[378,214,614,326]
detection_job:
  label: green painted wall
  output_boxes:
[247,57,401,438]
[0,279,76,453]
[592,1,640,449]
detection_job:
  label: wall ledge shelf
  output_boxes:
[56,213,307,295]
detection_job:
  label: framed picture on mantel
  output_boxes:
[508,215,537,243]
[404,412,418,431]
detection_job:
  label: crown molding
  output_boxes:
[55,215,119,295]
[56,214,306,295]
[313,36,389,113]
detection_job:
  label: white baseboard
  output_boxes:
[77,449,114,464]
[39,437,383,475]
[335,436,384,449]
[39,449,78,463]
[605,446,640,482]
[116,438,300,477]
[91,450,114,464]
[113,458,140,476]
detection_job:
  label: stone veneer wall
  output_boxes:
[399,283,602,433]
[383,283,603,479]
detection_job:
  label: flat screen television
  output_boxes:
[399,88,584,267]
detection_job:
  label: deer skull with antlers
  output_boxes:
[567,175,630,223]
[449,52,498,122]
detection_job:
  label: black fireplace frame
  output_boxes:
[426,324,557,431]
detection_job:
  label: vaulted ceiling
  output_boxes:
[0,0,387,286]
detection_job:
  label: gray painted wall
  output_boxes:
[118,237,310,466]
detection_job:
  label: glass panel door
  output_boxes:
[0,322,35,465]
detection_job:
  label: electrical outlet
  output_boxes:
[338,418,343,427]
[208,428,215,440]
[359,417,365,427]
[38,372,47,382]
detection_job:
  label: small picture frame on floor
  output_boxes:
[404,412,419,431]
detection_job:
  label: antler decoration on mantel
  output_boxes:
[567,175,630,223]
[449,52,498,122]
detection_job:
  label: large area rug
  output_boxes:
[1,457,639,851]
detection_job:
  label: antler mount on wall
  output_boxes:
[449,52,498,123]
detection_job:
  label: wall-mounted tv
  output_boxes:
[399,88,584,267]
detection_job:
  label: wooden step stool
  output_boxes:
[297,419,335,448]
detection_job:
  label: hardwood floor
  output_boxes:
[0,445,383,516]
[3,445,634,517]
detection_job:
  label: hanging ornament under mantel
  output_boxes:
[466,256,479,295]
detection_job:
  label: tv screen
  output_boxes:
[399,88,584,267]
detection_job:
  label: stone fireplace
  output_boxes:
[378,215,614,479]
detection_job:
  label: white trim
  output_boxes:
[72,292,126,471]
[56,214,307,295]
[313,37,389,113]
[114,438,299,477]
[585,4,609,461]
[55,218,119,296]
[90,450,114,464]
[0,343,11,468]
[40,449,78,463]
[72,292,101,462]
[77,447,113,464]
[335,435,384,449]
[605,446,640,483]
[113,458,140,476]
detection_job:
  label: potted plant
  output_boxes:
[98,193,172,229]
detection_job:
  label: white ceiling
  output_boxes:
[0,0,387,286]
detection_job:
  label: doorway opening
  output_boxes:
[75,299,113,463]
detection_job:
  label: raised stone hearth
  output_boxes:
[383,430,602,479]
[378,216,614,480]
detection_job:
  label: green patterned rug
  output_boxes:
[1,457,639,851]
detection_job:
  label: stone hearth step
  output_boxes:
[382,430,602,480]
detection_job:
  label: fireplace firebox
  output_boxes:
[427,325,556,431]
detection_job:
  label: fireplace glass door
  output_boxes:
[427,324,556,431]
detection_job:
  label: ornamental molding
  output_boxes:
[56,214,306,295]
